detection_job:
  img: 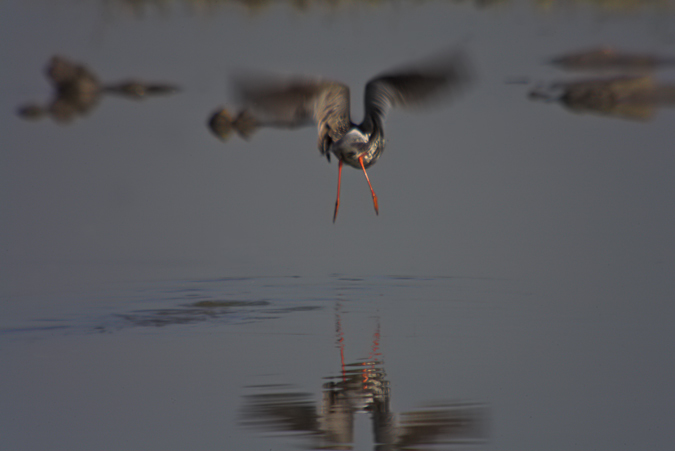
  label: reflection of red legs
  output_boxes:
[370,320,381,360]
[359,156,379,215]
[363,319,381,385]
[333,160,343,223]
[335,303,346,382]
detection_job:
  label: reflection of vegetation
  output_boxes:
[102,0,675,14]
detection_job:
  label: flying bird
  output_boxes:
[209,51,471,222]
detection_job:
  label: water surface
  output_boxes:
[1,1,675,450]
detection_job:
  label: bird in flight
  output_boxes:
[209,51,471,222]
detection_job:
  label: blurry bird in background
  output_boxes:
[209,50,472,222]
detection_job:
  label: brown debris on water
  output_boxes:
[17,55,180,124]
[529,47,675,121]
[550,47,675,73]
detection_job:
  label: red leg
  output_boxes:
[359,156,379,215]
[333,160,343,223]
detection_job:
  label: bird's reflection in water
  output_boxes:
[241,303,487,450]
[529,48,675,121]
[17,55,180,124]
[208,50,471,221]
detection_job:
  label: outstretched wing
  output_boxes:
[234,75,351,159]
[312,82,351,158]
[362,51,471,134]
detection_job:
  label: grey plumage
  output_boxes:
[233,51,470,169]
[219,50,471,221]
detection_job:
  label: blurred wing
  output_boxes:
[241,392,320,434]
[395,403,487,449]
[313,82,351,157]
[234,75,351,158]
[363,51,471,133]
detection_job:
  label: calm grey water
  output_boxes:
[2,1,675,450]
